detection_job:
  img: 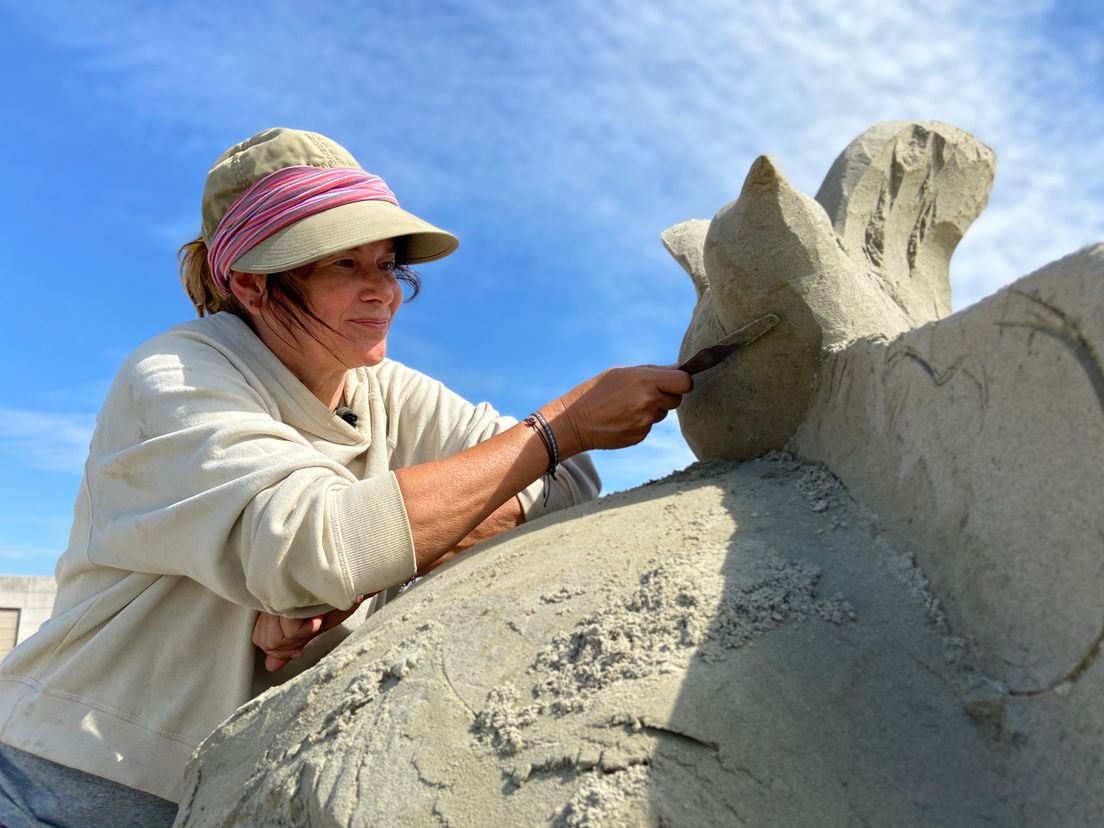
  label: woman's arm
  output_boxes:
[253,365,690,670]
[397,365,691,570]
[253,496,525,672]
[376,359,600,520]
[418,495,525,575]
[103,325,686,621]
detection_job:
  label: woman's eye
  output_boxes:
[334,259,356,268]
[381,261,397,272]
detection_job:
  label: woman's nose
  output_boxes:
[358,269,394,301]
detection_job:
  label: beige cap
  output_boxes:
[201,128,459,271]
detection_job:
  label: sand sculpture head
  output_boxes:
[668,121,995,460]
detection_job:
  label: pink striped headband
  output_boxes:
[207,166,400,295]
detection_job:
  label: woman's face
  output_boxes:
[293,238,405,371]
[233,237,407,404]
[296,238,404,369]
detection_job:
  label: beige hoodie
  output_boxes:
[0,313,599,802]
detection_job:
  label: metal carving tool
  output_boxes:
[678,313,780,376]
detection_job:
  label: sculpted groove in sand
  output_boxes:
[173,122,1103,828]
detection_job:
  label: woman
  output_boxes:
[0,128,691,826]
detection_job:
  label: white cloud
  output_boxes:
[0,410,95,475]
[6,0,1101,492]
[14,3,1101,283]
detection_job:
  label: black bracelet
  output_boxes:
[524,412,559,506]
[530,411,559,476]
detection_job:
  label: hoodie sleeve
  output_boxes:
[82,331,416,616]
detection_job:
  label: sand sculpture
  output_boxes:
[173,122,1103,827]
[667,121,994,460]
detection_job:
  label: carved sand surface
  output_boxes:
[175,121,1102,826]
[793,244,1104,695]
[175,457,1015,826]
[668,121,994,460]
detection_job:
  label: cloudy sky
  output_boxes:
[0,0,1100,576]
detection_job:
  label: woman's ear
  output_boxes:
[227,272,268,315]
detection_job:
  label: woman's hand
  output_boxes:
[252,596,370,672]
[547,365,692,456]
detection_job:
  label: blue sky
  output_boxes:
[0,0,1100,576]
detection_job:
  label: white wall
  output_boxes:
[0,575,58,653]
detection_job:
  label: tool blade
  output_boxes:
[678,313,780,376]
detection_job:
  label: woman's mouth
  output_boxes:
[350,317,389,329]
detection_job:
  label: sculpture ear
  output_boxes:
[662,220,710,300]
[815,121,995,325]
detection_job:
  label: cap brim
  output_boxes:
[231,200,459,273]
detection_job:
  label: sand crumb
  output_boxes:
[472,684,535,756]
[473,544,855,747]
[554,765,650,827]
